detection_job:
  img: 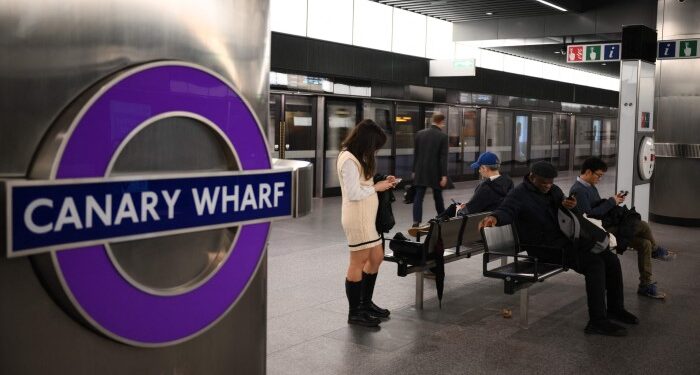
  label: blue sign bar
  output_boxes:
[7,171,292,256]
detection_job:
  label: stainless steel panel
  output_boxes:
[659,0,700,39]
[0,0,271,372]
[650,158,700,219]
[0,0,270,176]
[651,0,700,221]
[655,143,700,158]
[273,158,313,218]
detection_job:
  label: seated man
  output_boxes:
[480,161,639,336]
[408,152,512,237]
[570,157,675,299]
[457,151,514,215]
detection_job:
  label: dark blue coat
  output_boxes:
[569,180,616,219]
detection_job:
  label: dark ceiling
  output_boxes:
[372,0,606,23]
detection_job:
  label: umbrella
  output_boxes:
[428,218,446,308]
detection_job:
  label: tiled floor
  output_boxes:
[266,170,700,375]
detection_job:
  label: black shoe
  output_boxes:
[348,310,381,327]
[584,319,628,337]
[361,301,390,318]
[608,309,639,325]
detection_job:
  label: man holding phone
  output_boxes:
[480,161,637,336]
[570,157,675,300]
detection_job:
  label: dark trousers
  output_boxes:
[531,247,624,322]
[412,185,445,224]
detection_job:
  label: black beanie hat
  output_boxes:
[530,161,558,178]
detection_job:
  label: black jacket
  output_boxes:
[492,176,594,269]
[374,174,396,233]
[492,175,570,250]
[461,174,514,214]
[413,125,448,189]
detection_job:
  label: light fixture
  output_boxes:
[486,12,493,15]
[534,0,567,12]
[601,63,607,66]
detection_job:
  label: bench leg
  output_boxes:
[520,287,529,328]
[415,272,424,309]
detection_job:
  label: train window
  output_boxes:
[324,100,359,189]
[531,113,552,165]
[395,103,420,181]
[485,109,513,173]
[363,101,394,176]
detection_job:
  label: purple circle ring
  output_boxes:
[51,62,271,346]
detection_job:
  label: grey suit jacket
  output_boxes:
[412,125,448,189]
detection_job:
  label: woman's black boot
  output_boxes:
[346,279,380,327]
[360,272,390,318]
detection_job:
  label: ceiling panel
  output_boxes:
[373,0,572,22]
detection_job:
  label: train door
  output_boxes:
[269,93,318,186]
[362,100,395,176]
[552,114,571,171]
[485,109,514,175]
[323,98,360,196]
[512,113,531,175]
[447,106,480,181]
[530,113,553,166]
[574,116,593,169]
[592,118,603,157]
[394,103,421,181]
[601,117,617,166]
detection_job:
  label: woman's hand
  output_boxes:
[374,179,394,192]
[385,175,398,187]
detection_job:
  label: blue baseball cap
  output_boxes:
[470,151,500,170]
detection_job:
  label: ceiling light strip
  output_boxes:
[534,0,567,12]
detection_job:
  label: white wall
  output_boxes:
[270,0,619,91]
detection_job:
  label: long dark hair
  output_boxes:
[341,119,387,180]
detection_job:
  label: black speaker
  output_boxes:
[622,25,657,63]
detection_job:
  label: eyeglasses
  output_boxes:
[593,172,604,178]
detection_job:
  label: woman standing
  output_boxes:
[338,119,396,327]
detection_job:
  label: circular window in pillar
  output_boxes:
[18,62,287,347]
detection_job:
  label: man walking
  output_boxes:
[412,113,448,227]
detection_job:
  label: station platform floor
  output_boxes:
[266,170,700,375]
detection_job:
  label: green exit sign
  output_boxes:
[453,60,474,69]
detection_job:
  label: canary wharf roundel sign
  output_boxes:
[4,62,291,346]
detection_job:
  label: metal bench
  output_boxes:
[481,224,566,327]
[384,212,491,309]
